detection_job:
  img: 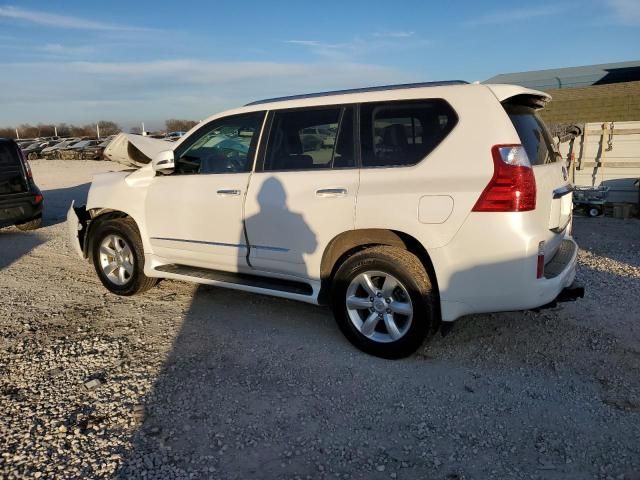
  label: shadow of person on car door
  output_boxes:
[242,176,318,276]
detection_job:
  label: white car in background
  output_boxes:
[68,81,582,358]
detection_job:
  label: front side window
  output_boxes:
[174,111,265,174]
[360,100,458,168]
[264,107,355,171]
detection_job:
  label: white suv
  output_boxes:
[68,81,581,358]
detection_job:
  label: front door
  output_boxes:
[244,106,358,280]
[145,111,265,272]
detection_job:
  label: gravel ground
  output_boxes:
[0,160,639,480]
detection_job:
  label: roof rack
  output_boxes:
[244,80,469,106]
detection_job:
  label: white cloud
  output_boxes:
[0,60,419,127]
[285,40,354,60]
[463,6,564,26]
[285,33,430,61]
[286,40,324,47]
[0,5,148,31]
[607,0,640,25]
[39,43,95,56]
[373,31,415,38]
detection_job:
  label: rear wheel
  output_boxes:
[91,217,157,296]
[588,206,601,217]
[331,246,433,359]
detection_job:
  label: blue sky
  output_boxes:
[1,0,639,130]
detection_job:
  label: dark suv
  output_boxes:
[0,138,43,230]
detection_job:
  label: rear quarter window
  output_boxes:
[503,103,558,165]
[360,99,458,168]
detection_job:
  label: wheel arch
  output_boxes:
[318,229,441,322]
[83,208,135,257]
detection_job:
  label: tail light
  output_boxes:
[24,161,33,179]
[17,148,33,179]
[472,145,536,212]
[33,194,43,204]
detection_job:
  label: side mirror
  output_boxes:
[151,150,175,174]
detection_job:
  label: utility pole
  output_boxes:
[15,128,19,139]
[96,122,101,139]
[54,126,58,137]
[142,122,146,136]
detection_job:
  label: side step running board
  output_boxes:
[154,264,313,296]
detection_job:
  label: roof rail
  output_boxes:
[244,80,469,106]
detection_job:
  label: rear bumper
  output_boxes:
[535,237,579,304]
[0,192,43,227]
[433,210,581,321]
[440,237,579,321]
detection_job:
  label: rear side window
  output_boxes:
[503,103,557,165]
[360,99,457,168]
[264,107,355,171]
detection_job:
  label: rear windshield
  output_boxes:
[503,103,557,165]
[0,141,21,168]
[0,141,27,194]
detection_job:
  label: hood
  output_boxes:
[103,133,174,168]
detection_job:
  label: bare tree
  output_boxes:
[0,127,17,139]
[17,124,39,138]
[98,120,120,136]
[1,120,121,139]
[165,119,198,132]
[37,123,56,137]
[56,123,71,137]
[130,126,142,134]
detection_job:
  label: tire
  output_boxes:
[331,246,434,359]
[588,207,601,217]
[15,215,42,231]
[91,217,157,296]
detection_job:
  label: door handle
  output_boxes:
[217,189,241,196]
[316,188,347,197]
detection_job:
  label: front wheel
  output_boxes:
[331,246,434,359]
[588,206,602,217]
[91,217,157,296]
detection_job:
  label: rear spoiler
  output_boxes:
[485,84,551,109]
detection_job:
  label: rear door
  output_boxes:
[0,141,28,195]
[244,106,358,279]
[503,100,571,257]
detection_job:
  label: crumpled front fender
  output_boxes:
[66,201,90,259]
